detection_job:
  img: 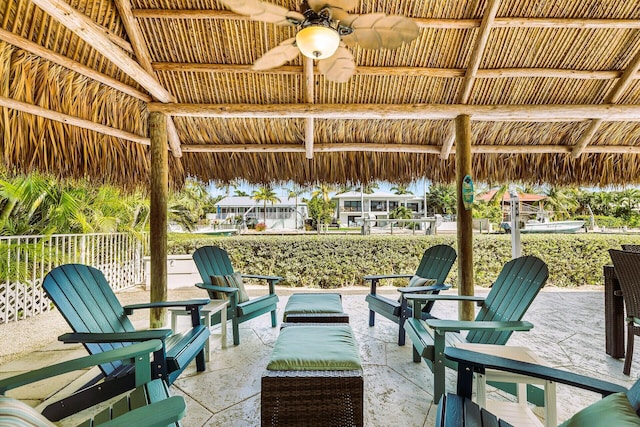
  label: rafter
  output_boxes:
[571,44,640,158]
[0,96,149,145]
[30,0,175,103]
[131,9,640,29]
[179,143,640,154]
[441,0,501,159]
[0,28,150,102]
[152,62,630,80]
[148,103,640,122]
[304,57,314,159]
[113,0,182,157]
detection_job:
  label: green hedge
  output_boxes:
[167,233,640,289]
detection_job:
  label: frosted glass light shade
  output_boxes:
[296,25,340,59]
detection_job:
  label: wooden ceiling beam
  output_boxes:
[441,0,500,159]
[180,143,640,155]
[152,62,628,80]
[0,95,150,145]
[304,57,314,159]
[131,9,640,29]
[0,28,150,102]
[571,44,640,158]
[148,102,640,122]
[31,0,175,103]
[113,0,182,157]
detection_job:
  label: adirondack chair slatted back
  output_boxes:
[415,245,458,283]
[193,246,235,287]
[43,264,135,376]
[467,256,548,345]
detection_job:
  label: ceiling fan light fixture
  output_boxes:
[296,24,340,60]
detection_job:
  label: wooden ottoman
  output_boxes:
[261,325,363,426]
[282,293,349,323]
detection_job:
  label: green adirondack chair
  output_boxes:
[405,255,549,403]
[0,340,187,426]
[441,347,634,427]
[364,244,457,345]
[192,245,282,345]
[42,264,210,421]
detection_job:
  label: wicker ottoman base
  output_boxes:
[261,369,363,426]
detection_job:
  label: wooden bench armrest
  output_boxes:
[0,340,162,393]
[59,330,172,344]
[426,319,534,333]
[444,348,628,397]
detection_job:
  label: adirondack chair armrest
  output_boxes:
[59,329,172,344]
[405,294,485,303]
[444,347,628,397]
[123,298,211,315]
[425,319,534,333]
[0,340,162,393]
[99,395,186,427]
[398,284,451,294]
[195,283,238,294]
[364,274,414,294]
[242,274,282,284]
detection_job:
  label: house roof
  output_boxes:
[215,196,304,207]
[332,191,419,200]
[3,0,640,187]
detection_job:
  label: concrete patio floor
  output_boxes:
[0,285,638,426]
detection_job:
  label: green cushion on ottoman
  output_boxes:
[283,293,344,321]
[267,325,362,371]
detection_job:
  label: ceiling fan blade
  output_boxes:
[219,0,294,25]
[317,45,356,83]
[307,0,357,12]
[343,13,420,50]
[252,38,299,70]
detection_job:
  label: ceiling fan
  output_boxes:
[219,0,420,82]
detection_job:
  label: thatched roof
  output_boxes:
[2,0,640,188]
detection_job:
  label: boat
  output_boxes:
[520,218,585,234]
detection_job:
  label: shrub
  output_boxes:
[255,222,267,232]
[167,233,640,289]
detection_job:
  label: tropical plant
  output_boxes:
[252,185,280,224]
[390,184,413,195]
[168,178,221,231]
[286,184,307,230]
[542,186,579,220]
[305,194,336,230]
[425,184,457,216]
[356,182,379,194]
[233,189,249,196]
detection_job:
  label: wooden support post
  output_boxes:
[149,112,168,328]
[455,114,475,321]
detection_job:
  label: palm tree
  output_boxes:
[390,184,413,195]
[542,186,579,220]
[356,182,379,194]
[234,189,249,197]
[252,186,280,224]
[286,184,307,230]
[311,183,334,203]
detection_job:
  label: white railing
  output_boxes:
[0,233,147,323]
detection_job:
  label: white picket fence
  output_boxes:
[0,233,147,323]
